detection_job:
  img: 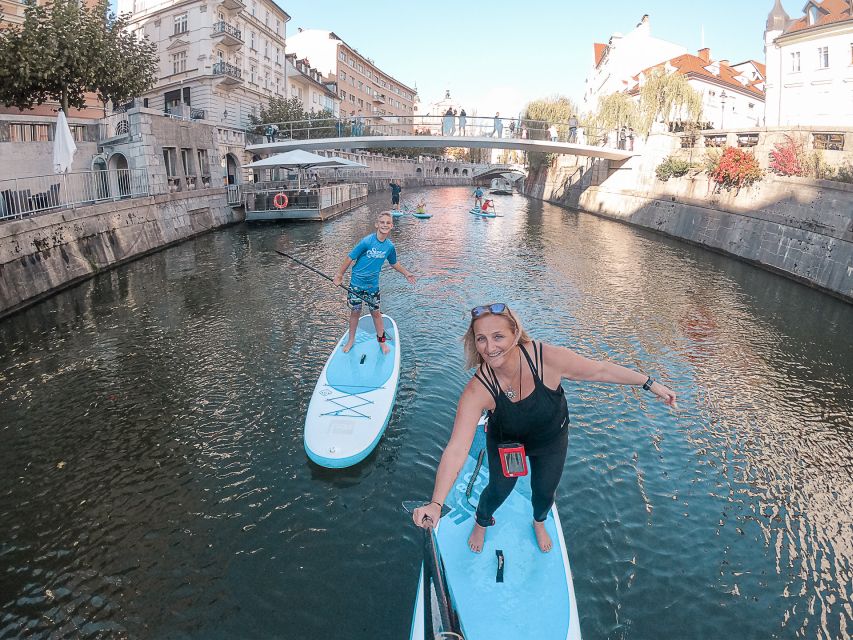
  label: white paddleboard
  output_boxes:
[410,415,582,639]
[304,314,400,468]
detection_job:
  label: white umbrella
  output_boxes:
[53,110,77,174]
[241,150,341,169]
[319,157,369,169]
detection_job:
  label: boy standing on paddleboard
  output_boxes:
[333,212,416,355]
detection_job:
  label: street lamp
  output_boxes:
[720,90,728,130]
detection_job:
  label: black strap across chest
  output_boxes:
[473,342,544,402]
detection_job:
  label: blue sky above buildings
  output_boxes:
[278,0,772,116]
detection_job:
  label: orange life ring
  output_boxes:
[273,192,289,209]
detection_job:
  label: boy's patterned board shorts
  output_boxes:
[348,287,380,310]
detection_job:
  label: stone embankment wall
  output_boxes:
[0,188,240,318]
[523,133,853,302]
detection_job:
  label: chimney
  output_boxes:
[719,59,730,67]
[698,48,711,63]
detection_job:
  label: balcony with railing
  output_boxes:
[212,61,243,85]
[212,21,243,47]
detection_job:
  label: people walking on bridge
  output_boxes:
[493,113,503,138]
[264,123,279,143]
[442,107,454,136]
[459,109,467,135]
[618,126,627,150]
[521,124,528,139]
[568,115,578,143]
[473,186,484,209]
[452,109,458,136]
[628,127,635,151]
[548,124,558,142]
[389,180,403,211]
[509,120,516,137]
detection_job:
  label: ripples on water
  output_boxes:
[0,187,851,639]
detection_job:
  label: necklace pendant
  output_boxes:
[505,387,516,400]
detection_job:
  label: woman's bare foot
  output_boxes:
[342,340,355,353]
[533,520,552,553]
[468,523,486,553]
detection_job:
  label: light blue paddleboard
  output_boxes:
[410,416,581,639]
[392,210,406,217]
[304,314,400,468]
[412,212,432,219]
[470,208,496,218]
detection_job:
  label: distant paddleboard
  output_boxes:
[304,314,401,468]
[470,208,496,218]
[392,210,406,217]
[409,415,581,639]
[412,212,432,219]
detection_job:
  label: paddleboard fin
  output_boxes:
[496,550,505,583]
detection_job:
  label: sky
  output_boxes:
[277,0,776,117]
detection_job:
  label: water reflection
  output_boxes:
[0,188,851,639]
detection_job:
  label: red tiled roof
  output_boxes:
[593,43,607,68]
[626,54,766,99]
[785,0,852,34]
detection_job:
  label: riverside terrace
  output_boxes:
[245,115,635,162]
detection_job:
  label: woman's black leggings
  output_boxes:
[475,432,568,527]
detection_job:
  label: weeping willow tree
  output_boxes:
[522,95,578,171]
[638,69,703,134]
[590,92,638,144]
[522,95,578,135]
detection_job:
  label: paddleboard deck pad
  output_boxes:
[470,208,496,218]
[410,415,581,639]
[304,314,400,468]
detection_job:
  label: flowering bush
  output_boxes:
[769,135,806,176]
[711,146,763,191]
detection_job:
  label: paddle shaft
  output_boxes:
[274,249,379,310]
[422,518,461,635]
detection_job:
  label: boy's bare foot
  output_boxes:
[342,340,355,353]
[379,341,390,355]
[533,520,552,553]
[468,523,486,553]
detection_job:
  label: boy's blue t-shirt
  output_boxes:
[390,183,402,196]
[474,187,483,196]
[348,233,397,292]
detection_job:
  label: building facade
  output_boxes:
[628,49,767,130]
[286,54,340,117]
[764,0,853,127]
[118,0,291,129]
[583,14,687,113]
[286,29,417,134]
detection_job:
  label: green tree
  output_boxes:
[522,94,579,139]
[94,2,158,111]
[0,0,157,114]
[638,69,703,134]
[591,92,638,143]
[249,96,341,138]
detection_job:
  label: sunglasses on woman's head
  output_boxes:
[471,303,507,318]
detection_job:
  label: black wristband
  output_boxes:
[427,500,442,508]
[642,376,654,391]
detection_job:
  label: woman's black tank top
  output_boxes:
[474,341,569,454]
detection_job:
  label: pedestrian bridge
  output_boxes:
[245,115,633,162]
[246,136,632,161]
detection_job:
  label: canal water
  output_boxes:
[1,187,851,639]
